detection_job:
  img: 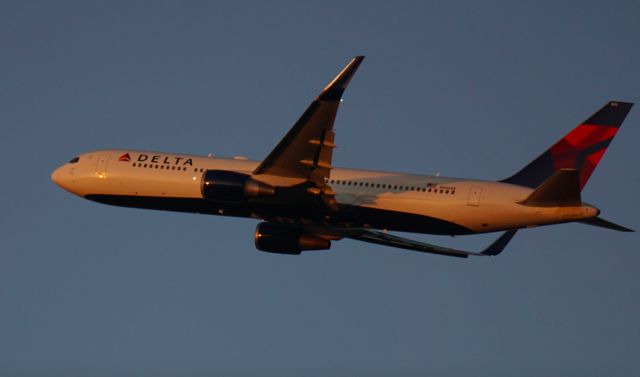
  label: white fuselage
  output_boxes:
[51,149,599,235]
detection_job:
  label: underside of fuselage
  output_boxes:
[84,194,475,235]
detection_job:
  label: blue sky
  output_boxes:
[1,2,639,376]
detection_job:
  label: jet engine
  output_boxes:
[254,222,331,254]
[201,170,275,202]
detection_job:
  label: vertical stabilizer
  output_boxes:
[502,101,633,190]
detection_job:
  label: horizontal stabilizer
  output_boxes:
[578,217,634,232]
[520,169,581,207]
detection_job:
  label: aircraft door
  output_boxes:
[467,186,482,206]
[95,154,109,176]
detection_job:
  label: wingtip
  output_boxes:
[317,56,365,101]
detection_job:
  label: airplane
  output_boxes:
[51,56,634,258]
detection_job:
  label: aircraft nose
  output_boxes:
[51,166,62,185]
[51,165,69,188]
[51,163,83,196]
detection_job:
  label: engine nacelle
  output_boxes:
[254,222,331,254]
[201,170,275,202]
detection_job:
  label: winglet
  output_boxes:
[481,230,518,256]
[317,56,365,101]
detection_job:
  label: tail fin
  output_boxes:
[502,101,633,190]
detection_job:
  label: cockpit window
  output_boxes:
[69,157,80,164]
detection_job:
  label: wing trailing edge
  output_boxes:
[334,228,518,258]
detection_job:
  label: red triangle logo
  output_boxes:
[118,153,131,162]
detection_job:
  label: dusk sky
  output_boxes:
[1,2,639,376]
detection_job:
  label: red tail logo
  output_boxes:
[549,124,619,189]
[118,153,131,162]
[502,102,633,190]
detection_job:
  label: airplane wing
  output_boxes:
[253,56,364,208]
[330,228,518,258]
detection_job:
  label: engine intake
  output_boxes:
[254,222,331,254]
[201,170,275,202]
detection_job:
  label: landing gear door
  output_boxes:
[467,186,482,206]
[95,154,109,176]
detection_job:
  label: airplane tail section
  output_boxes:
[519,168,581,207]
[578,216,634,232]
[502,101,633,190]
